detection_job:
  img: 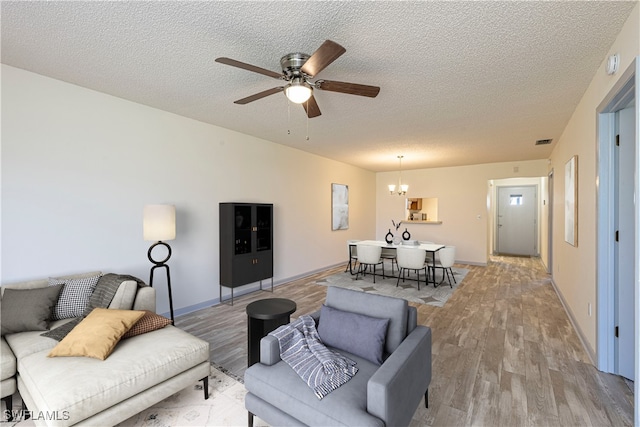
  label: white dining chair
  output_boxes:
[431,246,456,288]
[345,240,360,274]
[395,246,428,290]
[355,244,385,283]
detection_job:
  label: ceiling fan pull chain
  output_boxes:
[287,99,291,135]
[306,100,310,141]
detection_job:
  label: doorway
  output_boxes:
[595,58,638,401]
[614,105,635,380]
[496,185,538,256]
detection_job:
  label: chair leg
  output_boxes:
[449,267,457,284]
[2,395,12,421]
[372,265,376,283]
[201,376,209,399]
[355,262,362,280]
[22,400,29,420]
[443,268,453,287]
[396,268,403,287]
[248,411,254,427]
[416,269,420,291]
[425,388,429,408]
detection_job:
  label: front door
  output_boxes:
[496,185,538,256]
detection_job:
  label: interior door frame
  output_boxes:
[595,57,638,421]
[548,170,554,275]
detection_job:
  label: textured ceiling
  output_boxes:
[1,1,636,172]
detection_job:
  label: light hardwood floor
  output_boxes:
[175,256,634,426]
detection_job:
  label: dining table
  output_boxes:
[348,240,445,287]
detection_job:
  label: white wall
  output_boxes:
[1,65,376,316]
[549,3,639,356]
[376,160,548,265]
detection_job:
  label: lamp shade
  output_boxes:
[143,204,176,241]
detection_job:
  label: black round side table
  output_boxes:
[246,298,296,367]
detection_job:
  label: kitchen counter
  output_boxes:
[401,220,443,224]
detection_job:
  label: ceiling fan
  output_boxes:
[215,40,380,118]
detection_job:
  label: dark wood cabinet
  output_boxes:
[219,203,273,304]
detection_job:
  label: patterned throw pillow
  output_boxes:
[49,275,101,320]
[122,310,172,338]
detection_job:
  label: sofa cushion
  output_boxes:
[1,339,16,382]
[48,308,145,360]
[318,305,389,365]
[245,348,384,427]
[324,287,408,355]
[0,285,63,335]
[49,275,101,320]
[123,311,171,339]
[4,320,72,360]
[18,326,209,427]
[108,280,138,310]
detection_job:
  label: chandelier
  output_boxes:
[388,155,408,195]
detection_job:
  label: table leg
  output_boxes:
[431,250,439,288]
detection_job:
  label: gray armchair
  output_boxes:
[244,286,432,427]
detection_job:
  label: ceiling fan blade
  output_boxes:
[215,57,283,79]
[302,95,321,118]
[315,79,380,98]
[301,40,346,77]
[234,87,284,105]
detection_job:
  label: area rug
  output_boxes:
[315,266,468,307]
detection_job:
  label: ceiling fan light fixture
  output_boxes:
[285,78,312,104]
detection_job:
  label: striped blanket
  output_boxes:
[269,315,358,399]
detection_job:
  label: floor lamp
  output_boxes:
[143,204,176,324]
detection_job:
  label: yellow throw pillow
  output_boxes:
[48,308,145,360]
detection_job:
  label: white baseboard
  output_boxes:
[549,277,597,365]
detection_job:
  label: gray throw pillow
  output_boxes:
[317,304,390,365]
[1,285,63,335]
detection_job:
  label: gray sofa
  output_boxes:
[1,271,210,426]
[244,286,432,427]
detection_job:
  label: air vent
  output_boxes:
[535,139,553,146]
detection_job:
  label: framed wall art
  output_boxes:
[331,183,349,230]
[564,155,578,246]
